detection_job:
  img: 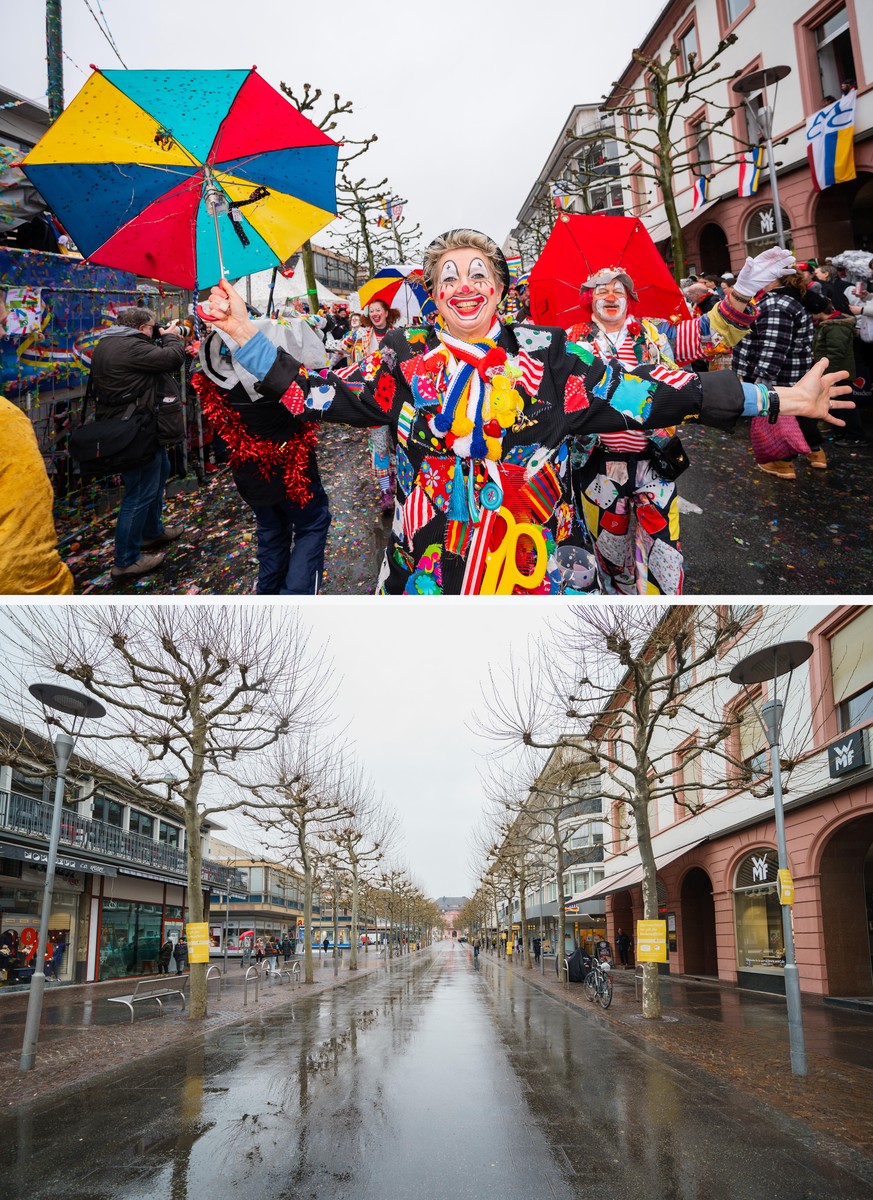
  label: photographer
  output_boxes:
[89,307,187,581]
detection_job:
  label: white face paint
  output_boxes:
[592,281,628,329]
[434,247,502,341]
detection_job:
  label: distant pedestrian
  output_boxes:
[173,935,189,974]
[533,937,542,965]
[254,937,265,965]
[281,935,292,963]
[616,929,632,968]
[322,935,330,954]
[157,937,174,975]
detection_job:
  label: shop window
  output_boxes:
[814,6,856,100]
[99,900,163,979]
[92,795,123,827]
[733,849,784,974]
[829,607,873,731]
[745,207,793,256]
[128,809,153,839]
[10,769,46,800]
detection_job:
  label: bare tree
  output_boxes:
[248,737,352,985]
[485,605,808,1019]
[278,82,378,306]
[331,784,398,970]
[1,605,332,1020]
[589,34,752,279]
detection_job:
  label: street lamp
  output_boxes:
[732,65,792,251]
[20,683,105,1070]
[729,639,812,1078]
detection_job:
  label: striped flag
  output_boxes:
[505,254,523,281]
[515,350,544,396]
[649,362,695,389]
[805,90,856,192]
[738,146,765,198]
[691,176,709,211]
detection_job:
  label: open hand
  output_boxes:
[779,358,854,426]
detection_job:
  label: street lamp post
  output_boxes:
[732,65,792,251]
[20,683,105,1071]
[729,640,812,1078]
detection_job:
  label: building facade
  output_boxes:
[507,103,624,268]
[602,0,873,272]
[577,604,872,999]
[0,718,241,986]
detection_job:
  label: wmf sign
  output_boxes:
[827,730,868,778]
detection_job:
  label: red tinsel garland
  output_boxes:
[192,372,318,508]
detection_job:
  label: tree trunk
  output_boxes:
[349,866,359,970]
[184,800,207,1020]
[301,240,319,312]
[303,861,314,984]
[519,868,532,970]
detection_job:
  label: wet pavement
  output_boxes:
[52,410,873,597]
[3,943,873,1199]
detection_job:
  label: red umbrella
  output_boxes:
[528,214,688,328]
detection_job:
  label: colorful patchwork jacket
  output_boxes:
[240,322,747,595]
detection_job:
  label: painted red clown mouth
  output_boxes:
[447,294,487,317]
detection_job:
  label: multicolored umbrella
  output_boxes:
[528,213,687,327]
[22,68,339,289]
[357,264,436,322]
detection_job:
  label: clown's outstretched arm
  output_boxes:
[671,247,797,364]
[202,280,401,429]
[553,331,852,435]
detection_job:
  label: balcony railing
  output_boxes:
[0,788,232,886]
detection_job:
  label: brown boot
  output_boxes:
[760,460,796,480]
[807,448,828,470]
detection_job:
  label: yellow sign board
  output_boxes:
[186,921,211,964]
[777,869,795,906]
[636,919,668,963]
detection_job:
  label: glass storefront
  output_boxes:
[734,849,785,974]
[99,900,164,978]
[1,880,81,984]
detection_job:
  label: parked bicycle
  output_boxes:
[583,958,613,1009]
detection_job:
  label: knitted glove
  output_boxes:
[733,247,796,299]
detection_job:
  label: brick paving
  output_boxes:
[481,949,873,1161]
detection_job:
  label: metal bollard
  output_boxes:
[205,964,222,1001]
[244,964,260,1006]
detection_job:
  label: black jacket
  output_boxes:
[253,322,745,594]
[90,326,185,413]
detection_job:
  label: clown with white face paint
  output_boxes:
[200,231,851,596]
[565,247,797,595]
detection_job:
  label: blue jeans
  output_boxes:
[115,449,170,568]
[250,484,331,594]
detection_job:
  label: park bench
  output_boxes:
[105,974,189,1022]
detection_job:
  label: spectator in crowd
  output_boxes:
[194,319,331,594]
[157,936,175,975]
[813,302,864,443]
[813,264,852,315]
[732,273,822,478]
[0,396,75,593]
[173,935,188,975]
[89,307,186,580]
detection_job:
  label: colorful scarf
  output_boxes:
[433,319,502,459]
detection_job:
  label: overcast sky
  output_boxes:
[1,599,597,898]
[5,0,659,249]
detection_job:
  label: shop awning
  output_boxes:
[577,838,707,901]
[1,841,117,876]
